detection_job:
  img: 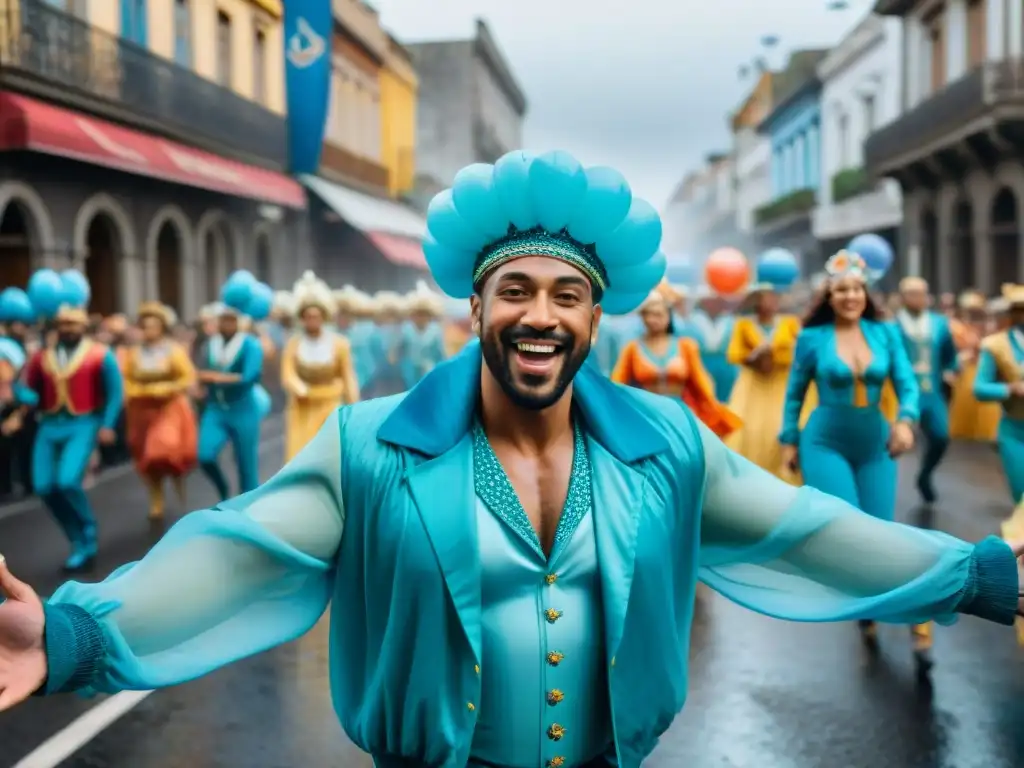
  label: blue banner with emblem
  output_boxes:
[284,0,331,174]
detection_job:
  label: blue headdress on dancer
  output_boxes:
[423,150,667,315]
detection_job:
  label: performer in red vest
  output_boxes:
[23,303,124,571]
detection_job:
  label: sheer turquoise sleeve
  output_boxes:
[41,414,345,696]
[778,330,816,446]
[884,322,920,422]
[974,349,1010,401]
[696,421,1018,626]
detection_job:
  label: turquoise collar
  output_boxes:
[377,340,668,463]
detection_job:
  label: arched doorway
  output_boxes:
[84,214,121,316]
[919,208,938,285]
[0,201,35,290]
[254,231,272,284]
[950,198,974,292]
[155,222,182,312]
[203,226,230,302]
[991,187,1019,289]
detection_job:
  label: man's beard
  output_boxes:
[480,323,591,411]
[58,332,82,348]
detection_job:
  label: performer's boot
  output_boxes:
[200,460,230,501]
[146,477,165,521]
[915,431,948,504]
[858,619,878,652]
[63,487,97,572]
[911,622,933,677]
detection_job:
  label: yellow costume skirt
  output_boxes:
[285,395,341,462]
[949,361,1001,441]
[725,367,801,484]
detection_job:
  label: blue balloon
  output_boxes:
[0,287,34,324]
[0,337,25,370]
[27,269,65,319]
[529,151,587,234]
[847,234,893,276]
[59,269,90,307]
[227,269,256,287]
[245,282,274,321]
[220,278,252,313]
[567,166,632,245]
[492,151,539,232]
[601,287,654,316]
[451,163,508,241]
[664,255,696,286]
[756,248,799,288]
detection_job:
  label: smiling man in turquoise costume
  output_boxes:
[0,151,1023,767]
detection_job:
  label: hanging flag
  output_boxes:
[284,0,331,175]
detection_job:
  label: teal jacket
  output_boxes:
[40,344,1017,767]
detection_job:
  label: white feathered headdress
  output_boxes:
[373,290,406,317]
[404,280,445,316]
[292,270,335,317]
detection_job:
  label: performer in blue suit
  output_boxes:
[780,251,935,670]
[892,276,958,503]
[400,281,447,388]
[195,295,265,500]
[23,302,123,571]
[3,152,1022,767]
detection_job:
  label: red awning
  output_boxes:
[0,91,305,208]
[366,231,427,269]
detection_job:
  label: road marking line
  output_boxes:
[13,690,154,768]
[0,423,284,522]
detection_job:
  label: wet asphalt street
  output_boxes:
[1,428,1024,768]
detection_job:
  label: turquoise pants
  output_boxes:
[997,417,1024,503]
[198,404,261,500]
[917,391,949,485]
[800,405,897,520]
[32,413,101,557]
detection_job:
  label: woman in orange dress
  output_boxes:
[123,302,198,521]
[948,290,1001,442]
[611,285,741,438]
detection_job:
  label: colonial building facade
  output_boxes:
[866,0,1023,293]
[0,0,308,320]
[815,12,903,284]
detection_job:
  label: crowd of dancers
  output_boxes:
[1,247,1023,675]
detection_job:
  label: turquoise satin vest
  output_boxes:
[332,345,706,768]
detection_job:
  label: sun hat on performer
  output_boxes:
[422,149,666,314]
[273,290,298,318]
[292,271,336,318]
[373,290,406,318]
[405,280,445,317]
[1001,283,1024,308]
[136,301,174,329]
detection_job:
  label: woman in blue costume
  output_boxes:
[366,290,406,397]
[779,250,935,673]
[2,153,1022,768]
[400,281,448,388]
[194,279,265,500]
[688,285,738,401]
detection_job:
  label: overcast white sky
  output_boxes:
[369,0,874,207]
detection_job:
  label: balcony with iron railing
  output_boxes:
[0,0,287,168]
[865,59,1024,175]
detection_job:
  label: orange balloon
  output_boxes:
[704,248,749,295]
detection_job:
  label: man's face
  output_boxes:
[1010,306,1024,327]
[902,288,928,312]
[471,256,600,411]
[57,320,84,347]
[218,314,239,337]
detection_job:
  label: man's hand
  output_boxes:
[1010,381,1024,398]
[97,427,117,446]
[0,555,46,711]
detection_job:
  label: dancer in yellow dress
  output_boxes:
[122,302,198,521]
[949,290,1001,442]
[725,282,802,481]
[280,272,360,461]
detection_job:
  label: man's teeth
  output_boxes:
[517,342,556,354]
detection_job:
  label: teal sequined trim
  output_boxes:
[472,228,608,294]
[472,419,592,560]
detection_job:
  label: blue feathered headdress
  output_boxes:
[423,150,667,315]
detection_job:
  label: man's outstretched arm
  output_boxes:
[41,412,347,696]
[696,420,1019,627]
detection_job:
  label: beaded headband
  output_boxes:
[472,226,609,299]
[825,250,868,282]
